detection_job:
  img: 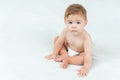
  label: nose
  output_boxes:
[71,23,77,28]
[72,26,76,29]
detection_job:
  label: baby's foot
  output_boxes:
[61,59,69,69]
[55,54,69,62]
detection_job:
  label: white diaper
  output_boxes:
[67,47,80,56]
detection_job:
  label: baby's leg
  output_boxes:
[62,52,84,69]
[54,36,68,62]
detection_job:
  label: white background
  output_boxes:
[0,0,120,80]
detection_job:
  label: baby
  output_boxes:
[45,4,92,77]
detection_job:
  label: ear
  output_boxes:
[85,19,88,25]
[84,19,88,26]
[64,19,67,24]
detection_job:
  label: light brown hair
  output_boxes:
[64,4,87,20]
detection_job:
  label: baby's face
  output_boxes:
[65,14,87,34]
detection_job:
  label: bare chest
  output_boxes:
[66,34,84,52]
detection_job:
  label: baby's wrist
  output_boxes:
[51,53,56,55]
[52,51,58,55]
[82,66,89,70]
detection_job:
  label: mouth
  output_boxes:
[71,30,77,32]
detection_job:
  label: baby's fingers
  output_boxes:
[78,72,86,77]
[77,70,87,77]
[45,55,53,60]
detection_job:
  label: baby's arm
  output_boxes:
[78,35,92,76]
[83,36,92,70]
[45,28,67,60]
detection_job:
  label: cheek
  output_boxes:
[67,26,72,30]
[78,26,84,31]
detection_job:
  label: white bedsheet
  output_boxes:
[0,0,120,80]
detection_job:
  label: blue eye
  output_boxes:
[77,22,81,24]
[68,21,72,24]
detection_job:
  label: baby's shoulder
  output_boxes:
[59,27,68,39]
[83,30,92,41]
[61,27,68,35]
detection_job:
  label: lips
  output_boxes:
[71,30,77,32]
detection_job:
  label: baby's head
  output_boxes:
[64,4,87,20]
[64,4,88,33]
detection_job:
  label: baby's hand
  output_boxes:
[45,54,57,60]
[77,67,88,77]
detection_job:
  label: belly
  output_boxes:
[67,43,84,53]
